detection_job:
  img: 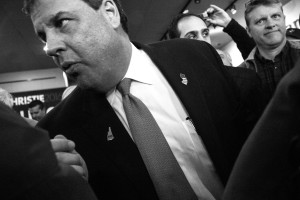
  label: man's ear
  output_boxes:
[102,0,120,29]
[246,27,253,38]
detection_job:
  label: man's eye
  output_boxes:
[186,33,197,40]
[55,19,70,28]
[256,19,265,25]
[272,14,281,20]
[202,29,210,38]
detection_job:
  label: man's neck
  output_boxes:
[257,39,287,61]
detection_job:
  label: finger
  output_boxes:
[70,165,88,180]
[55,152,81,166]
[210,4,222,11]
[54,135,76,149]
[51,136,75,152]
[206,18,216,24]
[54,134,67,139]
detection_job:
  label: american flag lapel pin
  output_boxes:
[107,127,114,141]
[180,73,188,85]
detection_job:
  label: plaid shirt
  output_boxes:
[239,40,300,102]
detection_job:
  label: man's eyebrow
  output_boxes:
[49,11,66,24]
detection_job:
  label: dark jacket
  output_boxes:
[0,103,97,200]
[223,58,300,200]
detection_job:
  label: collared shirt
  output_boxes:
[106,43,224,200]
[254,42,295,98]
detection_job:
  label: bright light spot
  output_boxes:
[43,44,48,52]
[63,72,69,87]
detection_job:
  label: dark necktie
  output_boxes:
[117,78,197,200]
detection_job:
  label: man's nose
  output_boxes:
[265,18,276,29]
[45,35,66,57]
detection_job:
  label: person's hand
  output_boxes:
[51,135,89,181]
[204,5,232,28]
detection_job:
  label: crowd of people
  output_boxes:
[1,0,300,199]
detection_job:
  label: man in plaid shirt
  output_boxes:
[239,0,300,105]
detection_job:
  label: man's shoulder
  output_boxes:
[149,38,211,49]
[134,39,213,53]
[37,87,86,128]
[137,39,221,64]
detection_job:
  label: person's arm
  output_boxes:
[223,19,256,59]
[205,5,256,59]
[0,103,97,200]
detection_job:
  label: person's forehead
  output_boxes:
[30,105,42,110]
[178,16,207,31]
[31,0,85,25]
[248,4,282,18]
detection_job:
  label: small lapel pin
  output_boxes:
[107,127,114,141]
[180,73,188,85]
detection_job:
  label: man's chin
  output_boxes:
[263,37,285,47]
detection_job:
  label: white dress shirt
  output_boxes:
[106,43,224,199]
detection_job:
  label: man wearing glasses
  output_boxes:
[239,0,300,104]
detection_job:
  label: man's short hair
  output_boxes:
[244,0,283,26]
[22,0,128,33]
[167,13,205,39]
[28,100,45,110]
[0,88,13,108]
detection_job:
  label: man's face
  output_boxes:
[246,4,286,50]
[31,0,126,93]
[177,16,211,44]
[29,105,45,121]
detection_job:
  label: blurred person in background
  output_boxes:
[28,99,46,121]
[0,87,37,127]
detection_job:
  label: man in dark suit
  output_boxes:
[23,0,259,199]
[223,58,300,199]
[0,102,97,200]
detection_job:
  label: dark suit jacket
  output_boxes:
[38,39,257,199]
[223,58,300,200]
[226,66,265,135]
[0,103,97,200]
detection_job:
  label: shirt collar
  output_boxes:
[123,43,155,85]
[255,41,290,63]
[106,43,156,98]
